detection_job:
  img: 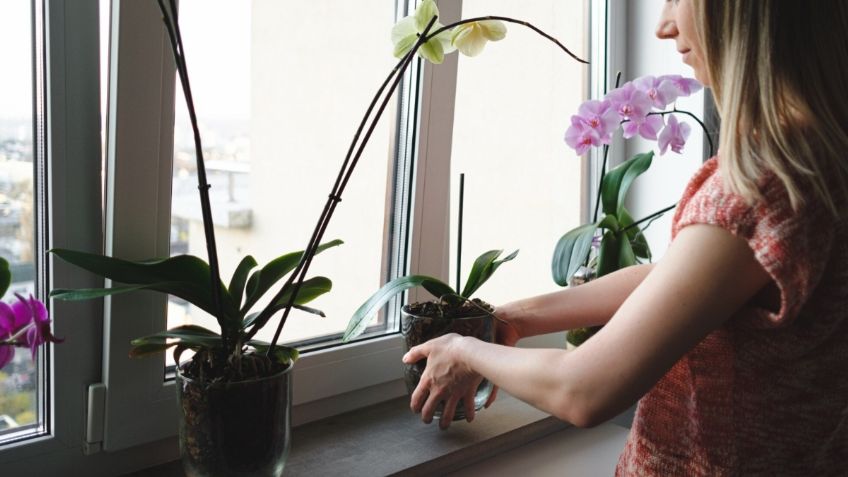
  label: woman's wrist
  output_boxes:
[495,301,526,339]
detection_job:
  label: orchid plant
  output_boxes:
[0,258,60,370]
[48,0,586,378]
[554,74,711,345]
[343,249,517,341]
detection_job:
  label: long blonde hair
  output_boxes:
[693,0,848,214]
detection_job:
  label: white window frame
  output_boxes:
[3,0,612,473]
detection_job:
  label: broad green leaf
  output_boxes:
[551,223,596,287]
[242,277,333,329]
[600,151,654,216]
[618,235,637,268]
[460,249,518,298]
[248,340,300,365]
[596,231,620,278]
[242,240,342,314]
[50,249,239,321]
[618,208,652,260]
[228,255,258,309]
[0,257,10,298]
[51,283,183,301]
[129,342,173,358]
[130,325,223,351]
[343,275,454,342]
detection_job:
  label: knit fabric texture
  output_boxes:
[616,158,848,476]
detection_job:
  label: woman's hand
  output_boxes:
[402,333,483,429]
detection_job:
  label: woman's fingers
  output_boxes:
[409,378,430,414]
[462,387,477,422]
[402,344,429,364]
[484,385,499,408]
[439,395,461,429]
[420,388,445,424]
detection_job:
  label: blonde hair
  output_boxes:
[693,0,848,214]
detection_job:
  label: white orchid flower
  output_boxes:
[391,0,455,64]
[450,20,507,57]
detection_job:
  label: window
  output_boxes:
[448,0,588,304]
[0,0,41,442]
[3,0,608,472]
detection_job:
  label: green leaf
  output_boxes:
[228,255,258,309]
[460,249,518,298]
[130,325,223,351]
[618,234,637,268]
[618,208,652,260]
[242,277,333,329]
[50,283,184,301]
[596,231,620,278]
[631,232,651,260]
[128,342,173,358]
[248,340,299,365]
[343,275,454,342]
[0,257,10,298]
[600,151,654,216]
[597,214,620,232]
[551,223,597,287]
[49,249,239,321]
[242,240,342,314]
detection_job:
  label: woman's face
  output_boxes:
[656,0,710,86]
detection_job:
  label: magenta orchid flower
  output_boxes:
[0,294,61,367]
[658,114,692,154]
[632,75,680,109]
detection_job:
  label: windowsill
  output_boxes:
[129,392,573,476]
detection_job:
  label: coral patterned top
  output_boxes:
[616,158,848,476]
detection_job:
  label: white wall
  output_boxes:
[623,1,707,260]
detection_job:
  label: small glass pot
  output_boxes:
[400,304,495,421]
[176,363,292,477]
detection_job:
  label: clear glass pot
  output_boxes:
[400,304,495,421]
[176,363,292,477]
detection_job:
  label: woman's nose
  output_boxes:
[656,4,678,39]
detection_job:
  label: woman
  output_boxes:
[402,0,848,474]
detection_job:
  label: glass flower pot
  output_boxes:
[401,304,495,421]
[176,363,292,477]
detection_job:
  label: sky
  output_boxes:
[0,1,34,119]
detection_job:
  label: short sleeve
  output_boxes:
[671,159,833,326]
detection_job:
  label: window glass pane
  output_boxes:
[449,1,587,304]
[0,0,40,438]
[167,0,398,365]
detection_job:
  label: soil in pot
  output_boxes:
[177,355,292,477]
[401,298,496,421]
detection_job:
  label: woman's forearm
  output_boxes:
[498,263,654,338]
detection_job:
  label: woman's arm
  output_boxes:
[404,224,771,428]
[497,263,655,339]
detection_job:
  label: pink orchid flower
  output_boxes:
[658,114,692,154]
[565,119,602,155]
[605,83,652,121]
[575,99,619,144]
[658,74,702,97]
[623,114,665,141]
[633,75,680,109]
